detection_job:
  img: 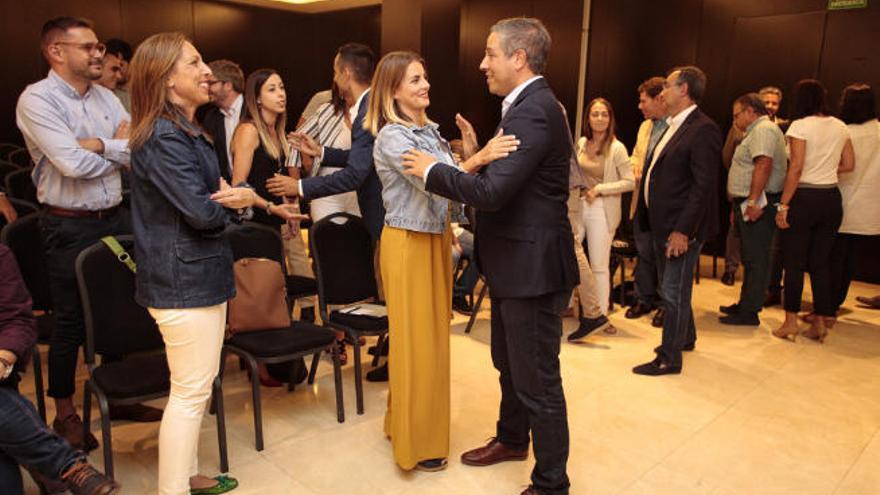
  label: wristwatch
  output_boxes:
[775,203,789,212]
[746,199,758,208]
[265,201,275,215]
[0,357,13,380]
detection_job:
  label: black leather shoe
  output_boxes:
[567,315,609,341]
[721,271,736,286]
[719,312,760,326]
[625,302,655,319]
[415,457,448,472]
[683,342,695,351]
[632,357,681,376]
[366,363,388,382]
[719,303,740,315]
[651,308,665,328]
[764,291,782,307]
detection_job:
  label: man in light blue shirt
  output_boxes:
[15,16,158,452]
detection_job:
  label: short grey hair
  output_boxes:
[758,86,783,100]
[734,93,768,116]
[490,17,552,75]
[669,65,707,103]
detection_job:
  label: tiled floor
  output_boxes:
[19,258,880,494]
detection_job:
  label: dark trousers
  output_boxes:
[829,233,863,313]
[491,290,570,495]
[654,239,702,368]
[724,216,741,275]
[41,211,130,399]
[733,195,779,314]
[0,385,83,494]
[632,215,661,307]
[767,231,784,295]
[781,188,842,316]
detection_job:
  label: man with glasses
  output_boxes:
[202,59,245,183]
[16,16,159,452]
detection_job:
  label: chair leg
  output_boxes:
[331,343,345,423]
[95,391,114,480]
[210,349,229,416]
[32,349,46,423]
[212,377,229,473]
[465,284,488,334]
[82,381,92,449]
[370,334,384,368]
[619,256,627,306]
[351,335,364,415]
[307,352,320,385]
[243,355,264,451]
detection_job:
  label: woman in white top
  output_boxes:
[569,98,634,334]
[828,84,880,316]
[773,80,854,343]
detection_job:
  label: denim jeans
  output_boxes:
[654,239,703,368]
[632,217,661,307]
[0,385,83,494]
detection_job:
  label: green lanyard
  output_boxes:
[101,236,137,274]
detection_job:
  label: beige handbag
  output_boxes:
[227,258,290,336]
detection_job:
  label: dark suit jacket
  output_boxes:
[301,91,385,242]
[425,78,578,299]
[201,103,245,183]
[636,107,722,243]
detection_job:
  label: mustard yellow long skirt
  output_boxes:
[379,225,452,470]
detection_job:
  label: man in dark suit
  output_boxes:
[633,66,722,376]
[201,59,245,183]
[275,43,383,242]
[403,18,577,495]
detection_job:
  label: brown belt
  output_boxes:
[46,205,120,219]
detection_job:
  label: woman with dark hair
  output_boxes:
[567,98,634,340]
[128,33,301,494]
[826,84,880,315]
[366,51,516,471]
[772,79,854,343]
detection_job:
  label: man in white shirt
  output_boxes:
[202,59,244,183]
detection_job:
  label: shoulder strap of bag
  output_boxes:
[101,236,137,274]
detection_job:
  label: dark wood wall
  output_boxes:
[0,0,381,144]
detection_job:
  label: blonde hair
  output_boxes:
[129,32,191,151]
[241,68,288,161]
[363,51,430,136]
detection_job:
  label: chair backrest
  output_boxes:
[0,160,20,184]
[0,144,22,159]
[0,212,52,311]
[7,148,33,168]
[75,235,164,362]
[5,168,38,205]
[225,221,285,265]
[309,213,377,307]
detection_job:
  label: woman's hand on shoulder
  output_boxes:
[463,128,519,174]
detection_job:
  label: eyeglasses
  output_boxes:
[55,41,106,56]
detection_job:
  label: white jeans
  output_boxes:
[580,197,613,315]
[148,303,226,495]
[310,191,361,223]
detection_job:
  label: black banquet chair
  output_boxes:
[7,148,32,168]
[75,236,229,478]
[1,209,50,422]
[5,167,38,205]
[310,213,388,415]
[222,222,344,451]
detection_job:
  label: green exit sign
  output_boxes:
[828,0,868,9]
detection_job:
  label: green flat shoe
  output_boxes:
[190,474,239,494]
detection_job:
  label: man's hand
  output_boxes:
[744,204,764,222]
[0,195,17,223]
[266,174,299,198]
[455,113,478,160]
[402,149,438,179]
[288,132,321,158]
[666,231,689,258]
[210,187,257,209]
[78,138,104,154]
[114,121,130,140]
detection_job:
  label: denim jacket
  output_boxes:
[373,122,463,234]
[130,117,240,309]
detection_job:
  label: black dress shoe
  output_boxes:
[719,303,740,315]
[651,308,665,328]
[683,342,695,351]
[415,457,448,472]
[632,357,681,376]
[567,315,609,341]
[719,312,760,326]
[764,291,782,307]
[625,302,655,319]
[721,271,736,286]
[366,363,388,382]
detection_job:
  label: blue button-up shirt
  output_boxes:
[16,70,130,210]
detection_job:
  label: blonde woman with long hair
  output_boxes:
[128,33,301,494]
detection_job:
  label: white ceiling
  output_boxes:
[216,0,382,14]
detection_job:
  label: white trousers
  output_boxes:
[148,303,226,495]
[567,190,602,318]
[579,197,613,315]
[309,191,361,223]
